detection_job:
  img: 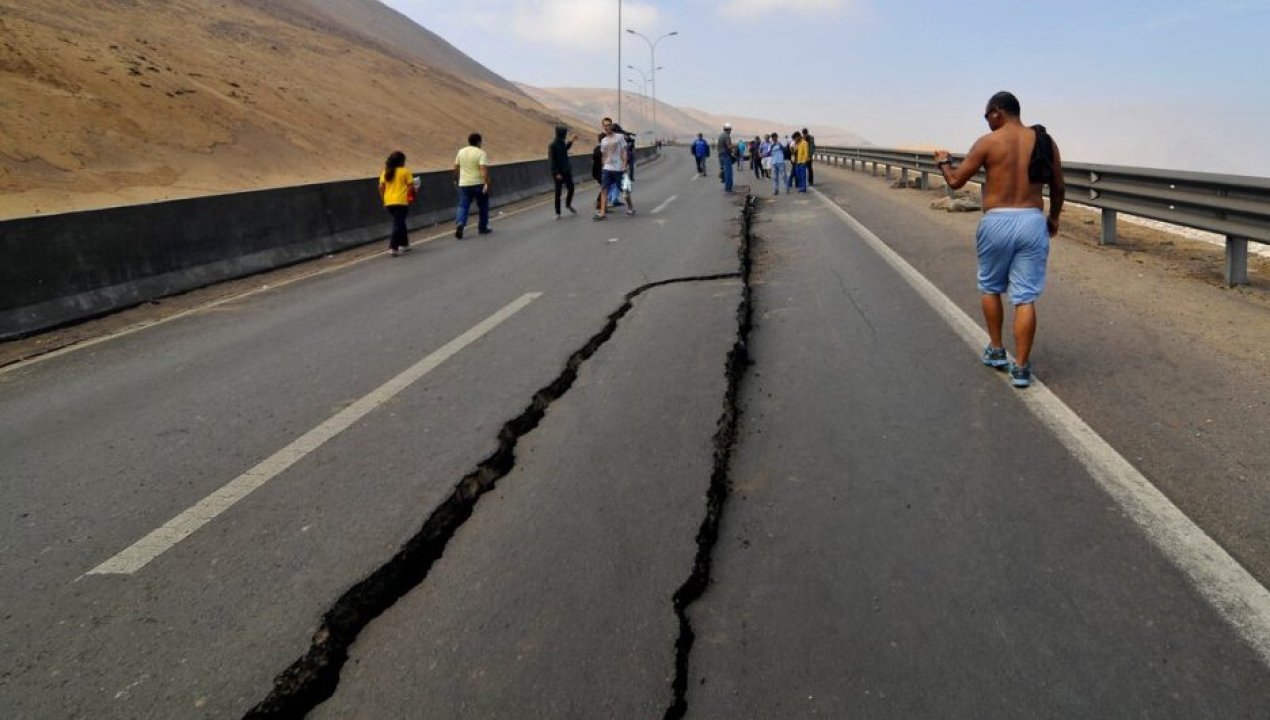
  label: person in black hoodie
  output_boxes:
[591,132,605,211]
[548,124,578,219]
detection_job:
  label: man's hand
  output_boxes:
[483,183,490,195]
[933,149,952,165]
[1047,215,1059,237]
[554,173,562,182]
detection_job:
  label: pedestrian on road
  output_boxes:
[378,150,416,256]
[750,136,763,179]
[802,127,816,186]
[591,132,605,211]
[616,124,637,214]
[548,124,577,219]
[933,90,1065,388]
[453,133,491,238]
[792,131,810,192]
[737,138,748,171]
[759,135,773,179]
[718,122,736,193]
[767,133,787,195]
[594,117,628,220]
[784,134,797,191]
[691,132,710,176]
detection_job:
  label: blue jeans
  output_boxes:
[794,163,808,192]
[456,185,489,231]
[720,157,734,192]
[771,162,787,193]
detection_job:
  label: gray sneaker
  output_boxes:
[981,345,1008,370]
[1008,361,1032,388]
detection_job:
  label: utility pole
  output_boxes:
[626,29,678,143]
[616,1,622,124]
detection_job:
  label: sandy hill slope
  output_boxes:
[0,0,586,219]
[518,84,870,147]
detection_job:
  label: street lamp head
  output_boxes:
[625,28,637,35]
[668,31,679,36]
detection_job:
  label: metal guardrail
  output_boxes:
[814,146,1270,286]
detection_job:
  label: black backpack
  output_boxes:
[1028,124,1055,184]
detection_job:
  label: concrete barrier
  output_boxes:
[0,147,657,340]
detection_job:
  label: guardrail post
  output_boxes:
[884,165,892,180]
[900,168,909,187]
[1226,236,1249,286]
[871,162,877,177]
[1100,208,1117,246]
[919,171,928,190]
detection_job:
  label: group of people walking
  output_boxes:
[375,116,641,256]
[376,91,1062,391]
[695,124,815,195]
[376,133,492,255]
[378,117,815,257]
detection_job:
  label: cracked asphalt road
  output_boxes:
[0,152,748,718]
[4,151,1270,718]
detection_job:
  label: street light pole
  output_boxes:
[625,29,677,143]
[616,1,622,124]
[626,77,645,127]
[627,65,653,134]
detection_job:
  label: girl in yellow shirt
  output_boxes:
[378,150,415,256]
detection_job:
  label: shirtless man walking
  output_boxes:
[934,91,1064,388]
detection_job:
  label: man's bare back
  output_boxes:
[974,122,1046,210]
[934,98,1065,236]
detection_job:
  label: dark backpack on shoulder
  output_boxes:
[1029,124,1055,184]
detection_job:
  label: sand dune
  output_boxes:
[0,0,588,219]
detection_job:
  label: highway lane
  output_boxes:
[5,148,1269,719]
[685,190,1270,716]
[314,279,742,718]
[0,150,744,718]
[807,161,1270,587]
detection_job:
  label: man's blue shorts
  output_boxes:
[601,169,624,192]
[975,208,1050,305]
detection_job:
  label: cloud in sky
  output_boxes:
[1134,0,1267,31]
[717,0,848,20]
[439,0,661,52]
[515,0,659,50]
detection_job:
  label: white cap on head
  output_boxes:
[723,122,732,129]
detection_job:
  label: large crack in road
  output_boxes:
[664,194,756,719]
[243,198,755,718]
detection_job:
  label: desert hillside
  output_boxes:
[518,84,871,147]
[0,0,586,219]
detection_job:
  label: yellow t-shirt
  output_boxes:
[379,166,413,207]
[455,146,488,187]
[794,139,810,164]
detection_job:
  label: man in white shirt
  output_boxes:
[453,132,491,238]
[593,117,628,221]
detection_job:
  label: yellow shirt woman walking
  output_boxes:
[379,150,415,256]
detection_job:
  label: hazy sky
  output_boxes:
[380,0,1269,175]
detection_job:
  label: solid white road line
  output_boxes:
[809,187,1270,668]
[651,195,678,215]
[86,292,543,576]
